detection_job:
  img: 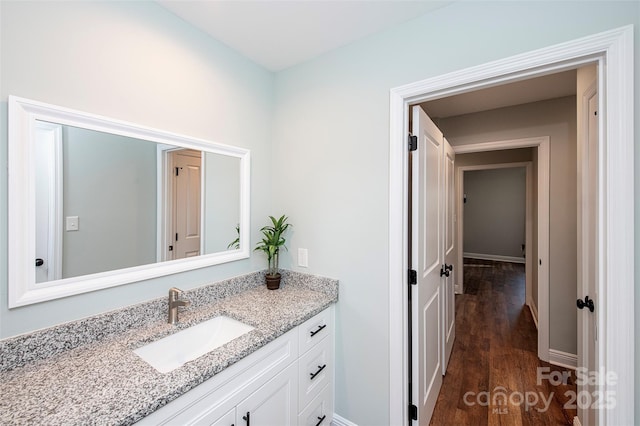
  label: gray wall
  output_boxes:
[0,1,274,338]
[203,153,241,253]
[62,126,157,278]
[463,167,526,259]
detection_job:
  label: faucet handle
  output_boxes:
[168,287,183,298]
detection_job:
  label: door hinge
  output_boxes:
[409,404,418,421]
[409,269,417,285]
[175,233,179,241]
[408,134,417,151]
[175,166,180,176]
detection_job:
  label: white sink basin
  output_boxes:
[134,316,254,373]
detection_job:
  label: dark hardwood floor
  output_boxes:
[429,259,576,426]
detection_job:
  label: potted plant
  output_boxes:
[254,215,291,290]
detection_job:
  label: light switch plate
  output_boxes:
[66,216,79,231]
[298,248,308,268]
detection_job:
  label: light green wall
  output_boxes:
[272,2,639,424]
[0,1,274,337]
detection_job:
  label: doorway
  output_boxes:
[159,148,203,261]
[389,26,634,425]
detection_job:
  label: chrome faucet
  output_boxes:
[167,287,190,324]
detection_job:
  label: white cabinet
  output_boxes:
[209,408,234,426]
[297,309,333,425]
[136,306,334,426]
[236,361,298,426]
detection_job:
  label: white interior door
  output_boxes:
[578,83,598,425]
[172,149,202,259]
[441,137,456,373]
[34,121,63,282]
[411,105,443,424]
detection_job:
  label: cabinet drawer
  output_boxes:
[298,383,333,426]
[298,308,332,355]
[208,407,235,426]
[298,335,332,410]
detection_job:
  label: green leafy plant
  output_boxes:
[254,215,291,277]
[227,224,240,250]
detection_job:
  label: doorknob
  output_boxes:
[577,296,595,312]
[35,258,44,267]
[440,265,450,277]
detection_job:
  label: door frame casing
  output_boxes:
[389,25,634,425]
[454,142,548,361]
[455,159,535,302]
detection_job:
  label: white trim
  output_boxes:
[549,349,578,370]
[463,253,525,264]
[331,413,358,426]
[389,26,634,426]
[8,96,251,308]
[527,298,538,329]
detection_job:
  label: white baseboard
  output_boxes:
[573,415,582,426]
[548,349,578,370]
[332,414,357,426]
[527,297,538,329]
[463,252,525,264]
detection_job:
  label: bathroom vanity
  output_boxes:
[0,271,338,425]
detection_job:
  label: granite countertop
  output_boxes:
[0,270,338,426]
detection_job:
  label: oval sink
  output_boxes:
[134,316,254,373]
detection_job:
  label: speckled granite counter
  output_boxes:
[0,270,338,425]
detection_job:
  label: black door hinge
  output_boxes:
[408,134,417,151]
[175,233,179,241]
[175,166,179,176]
[409,404,418,421]
[409,269,417,285]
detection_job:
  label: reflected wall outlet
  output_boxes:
[298,248,308,268]
[66,216,79,231]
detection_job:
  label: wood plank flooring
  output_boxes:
[428,259,576,426]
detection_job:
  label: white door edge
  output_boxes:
[389,25,634,426]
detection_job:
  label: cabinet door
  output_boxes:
[236,361,298,426]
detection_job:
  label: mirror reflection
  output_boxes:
[35,122,241,283]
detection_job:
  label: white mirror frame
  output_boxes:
[8,95,251,308]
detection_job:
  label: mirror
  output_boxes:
[9,96,250,307]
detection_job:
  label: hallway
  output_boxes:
[429,259,576,425]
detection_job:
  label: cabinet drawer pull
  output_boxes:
[315,415,326,426]
[242,411,250,426]
[310,324,326,337]
[310,364,326,380]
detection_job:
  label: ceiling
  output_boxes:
[420,70,578,118]
[158,0,454,71]
[158,1,577,117]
